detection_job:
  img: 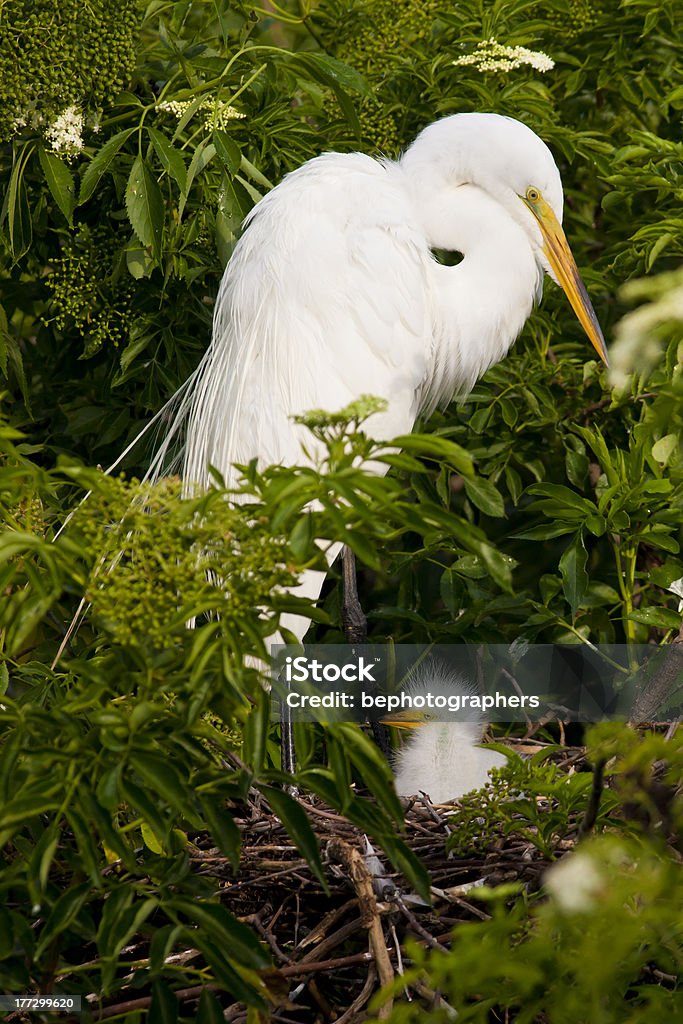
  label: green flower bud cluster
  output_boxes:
[0,0,139,142]
[45,224,135,357]
[333,0,440,77]
[324,0,441,152]
[538,0,600,40]
[75,477,296,650]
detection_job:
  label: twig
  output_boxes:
[334,966,377,1024]
[328,839,395,1018]
[394,895,448,951]
[294,897,358,951]
[298,917,364,965]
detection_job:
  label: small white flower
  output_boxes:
[202,102,246,131]
[544,851,604,912]
[157,99,187,118]
[454,38,554,75]
[44,105,84,159]
[157,96,245,131]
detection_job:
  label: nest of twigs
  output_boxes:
[86,740,589,1023]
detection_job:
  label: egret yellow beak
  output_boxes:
[379,710,425,730]
[523,193,609,365]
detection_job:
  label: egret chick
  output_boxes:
[381,664,507,803]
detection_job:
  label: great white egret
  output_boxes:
[380,663,507,802]
[148,111,607,646]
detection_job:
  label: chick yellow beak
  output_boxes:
[523,193,609,365]
[379,709,425,730]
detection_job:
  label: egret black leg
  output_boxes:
[280,695,297,777]
[341,546,392,760]
[342,545,367,644]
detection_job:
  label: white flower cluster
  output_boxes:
[453,38,555,74]
[44,105,84,158]
[157,97,245,131]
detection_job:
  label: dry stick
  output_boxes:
[294,897,359,951]
[94,954,381,1021]
[297,916,365,965]
[334,965,378,1024]
[243,912,290,964]
[395,895,448,952]
[328,839,395,1018]
[281,951,375,975]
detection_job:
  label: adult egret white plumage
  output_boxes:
[380,664,507,803]
[150,112,607,644]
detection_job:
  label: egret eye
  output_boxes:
[526,186,541,202]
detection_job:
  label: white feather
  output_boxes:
[392,663,507,803]
[147,114,571,640]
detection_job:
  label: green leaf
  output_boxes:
[464,477,505,517]
[150,925,184,975]
[149,980,179,1024]
[35,882,92,958]
[527,483,596,511]
[291,52,369,96]
[559,532,589,617]
[125,155,164,261]
[628,606,682,630]
[193,937,267,1007]
[0,790,63,830]
[179,140,216,219]
[478,543,516,593]
[200,797,241,870]
[649,561,683,589]
[393,433,474,476]
[440,567,464,613]
[128,751,202,827]
[242,691,269,771]
[260,784,329,891]
[504,465,523,504]
[213,130,241,175]
[565,447,589,488]
[119,775,170,848]
[511,523,577,541]
[168,898,270,970]
[38,148,76,225]
[125,243,155,280]
[571,425,619,486]
[6,144,33,259]
[197,989,226,1024]
[651,434,678,465]
[148,127,187,192]
[79,127,135,204]
[585,513,607,537]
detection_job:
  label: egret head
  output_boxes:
[376,662,507,802]
[377,663,484,729]
[401,112,608,364]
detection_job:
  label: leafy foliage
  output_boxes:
[1,0,682,1018]
[371,726,683,1022]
